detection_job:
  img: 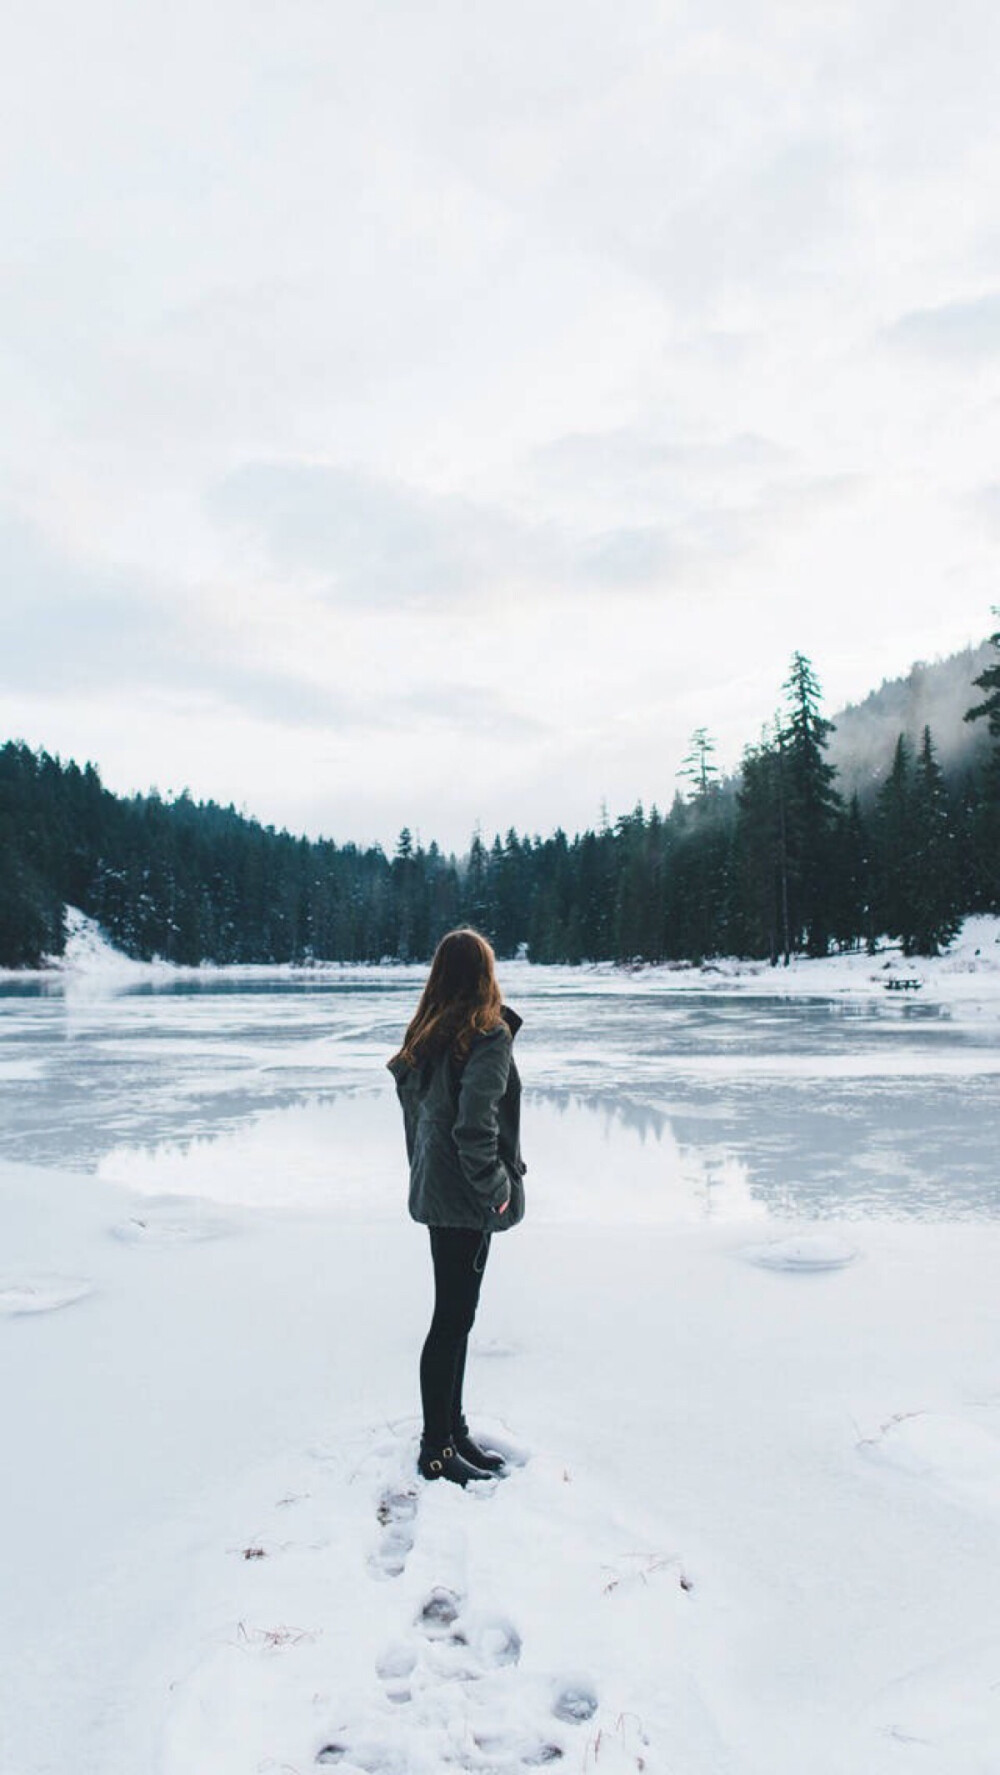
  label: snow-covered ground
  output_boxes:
[2,915,1000,1774]
[10,907,1000,1008]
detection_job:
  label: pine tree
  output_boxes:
[733,732,786,963]
[392,828,416,959]
[909,726,960,954]
[463,829,489,932]
[665,783,731,960]
[834,793,872,952]
[612,804,650,961]
[964,610,1000,743]
[679,728,719,800]
[875,734,917,952]
[780,653,843,955]
[491,829,525,956]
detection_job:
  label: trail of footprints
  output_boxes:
[319,1459,602,1773]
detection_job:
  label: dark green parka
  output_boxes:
[387,1007,526,1231]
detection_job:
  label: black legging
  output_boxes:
[420,1227,490,1448]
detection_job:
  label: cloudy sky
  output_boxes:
[2,0,998,852]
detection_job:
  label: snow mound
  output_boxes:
[0,1274,95,1315]
[937,913,1000,974]
[742,1233,859,1272]
[110,1201,237,1246]
[861,1411,1000,1514]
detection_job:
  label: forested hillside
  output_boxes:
[2,635,998,970]
[828,639,995,796]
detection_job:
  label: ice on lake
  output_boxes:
[2,963,999,1221]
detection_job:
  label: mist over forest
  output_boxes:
[828,639,994,797]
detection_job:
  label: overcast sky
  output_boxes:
[2,0,999,852]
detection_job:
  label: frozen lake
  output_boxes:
[2,964,998,1221]
[4,951,1000,1775]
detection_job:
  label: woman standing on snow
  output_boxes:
[388,927,526,1487]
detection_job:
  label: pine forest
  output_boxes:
[2,630,999,972]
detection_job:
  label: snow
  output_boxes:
[0,1272,95,1314]
[3,1172,999,1775]
[9,907,1000,1013]
[2,927,1000,1773]
[741,1232,860,1270]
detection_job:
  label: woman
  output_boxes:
[388,928,526,1487]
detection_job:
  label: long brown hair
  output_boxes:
[393,928,505,1067]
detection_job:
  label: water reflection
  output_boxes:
[1,973,999,1220]
[92,1085,764,1226]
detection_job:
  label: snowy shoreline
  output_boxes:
[4,907,1000,1010]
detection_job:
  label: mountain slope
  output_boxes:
[827,638,994,798]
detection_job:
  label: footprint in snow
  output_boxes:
[374,1641,417,1705]
[368,1488,419,1580]
[0,1275,94,1315]
[467,1615,522,1670]
[551,1680,599,1724]
[417,1586,463,1635]
[316,1740,404,1771]
[474,1731,564,1765]
[399,1594,524,1695]
[471,1427,531,1470]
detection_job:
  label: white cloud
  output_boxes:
[885,292,1000,359]
[2,0,999,849]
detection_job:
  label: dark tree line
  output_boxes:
[2,629,998,970]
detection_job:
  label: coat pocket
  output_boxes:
[489,1167,525,1230]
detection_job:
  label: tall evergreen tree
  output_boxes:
[463,829,489,932]
[908,726,960,954]
[679,728,720,800]
[733,732,787,963]
[491,829,526,956]
[874,734,917,952]
[392,828,417,960]
[780,652,843,956]
[833,793,873,952]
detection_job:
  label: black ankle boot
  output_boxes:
[417,1441,493,1486]
[453,1423,508,1476]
